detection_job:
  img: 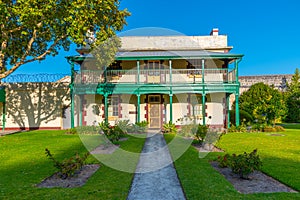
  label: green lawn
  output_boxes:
[165,124,300,200]
[0,130,145,200]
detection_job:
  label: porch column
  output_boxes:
[79,95,83,126]
[226,93,231,128]
[137,60,140,84]
[2,102,5,131]
[70,62,75,128]
[169,60,172,83]
[104,94,109,123]
[202,94,206,125]
[137,94,140,123]
[235,92,240,126]
[201,59,205,84]
[169,94,173,123]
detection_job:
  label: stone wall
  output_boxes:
[239,74,293,94]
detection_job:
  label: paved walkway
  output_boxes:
[127,132,186,200]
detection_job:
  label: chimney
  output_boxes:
[210,28,219,36]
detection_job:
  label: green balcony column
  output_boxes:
[104,94,109,123]
[137,94,140,123]
[226,93,231,128]
[137,60,140,84]
[70,62,75,128]
[235,92,240,126]
[169,94,173,123]
[71,93,75,128]
[79,95,83,126]
[2,102,5,131]
[202,94,206,125]
[201,59,205,84]
[169,60,172,83]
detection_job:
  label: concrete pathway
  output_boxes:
[127,132,186,200]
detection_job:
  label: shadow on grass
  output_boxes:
[0,132,143,200]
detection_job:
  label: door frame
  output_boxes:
[147,95,162,129]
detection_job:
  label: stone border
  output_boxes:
[211,162,298,194]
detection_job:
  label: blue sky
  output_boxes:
[14,0,300,76]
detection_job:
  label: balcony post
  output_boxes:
[226,93,231,128]
[79,95,83,126]
[104,93,108,123]
[235,92,240,126]
[70,61,75,128]
[137,94,140,123]
[201,59,205,84]
[137,60,140,84]
[169,60,172,83]
[169,94,173,123]
[2,101,5,131]
[202,94,206,125]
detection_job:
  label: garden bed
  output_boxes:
[211,161,298,194]
[37,164,100,188]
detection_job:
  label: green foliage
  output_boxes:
[217,154,231,168]
[115,119,131,134]
[0,0,130,78]
[128,121,149,133]
[227,124,247,133]
[217,149,262,179]
[193,124,208,143]
[229,110,253,125]
[162,121,178,134]
[230,149,262,179]
[99,121,126,143]
[65,128,78,134]
[178,124,197,137]
[285,69,300,122]
[236,82,287,125]
[45,148,90,179]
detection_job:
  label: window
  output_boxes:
[108,96,120,117]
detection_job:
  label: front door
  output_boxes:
[148,95,161,128]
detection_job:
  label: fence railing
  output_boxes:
[74,68,237,84]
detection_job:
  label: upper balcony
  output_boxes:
[74,68,237,85]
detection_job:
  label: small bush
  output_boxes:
[65,128,77,135]
[115,119,131,134]
[274,125,285,132]
[45,148,90,179]
[263,125,276,132]
[128,121,149,133]
[193,124,208,143]
[216,149,262,179]
[178,124,197,137]
[162,121,177,134]
[217,154,231,168]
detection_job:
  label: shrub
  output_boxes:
[99,122,125,143]
[45,148,90,179]
[115,119,131,134]
[178,124,197,137]
[128,121,149,133]
[230,110,253,125]
[76,126,102,134]
[263,125,276,132]
[65,128,77,135]
[162,121,177,134]
[193,124,208,143]
[274,125,285,132]
[217,154,231,168]
[230,149,262,179]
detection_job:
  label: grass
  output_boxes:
[0,130,145,199]
[165,123,300,199]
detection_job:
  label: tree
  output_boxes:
[285,68,300,122]
[0,0,130,79]
[238,82,287,125]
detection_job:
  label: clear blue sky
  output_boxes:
[14,0,300,76]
